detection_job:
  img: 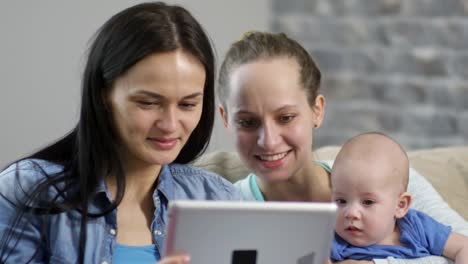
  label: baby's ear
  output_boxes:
[395,192,412,219]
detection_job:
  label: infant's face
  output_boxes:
[331,159,402,246]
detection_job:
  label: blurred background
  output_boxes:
[0,0,270,168]
[1,0,467,168]
[274,0,468,150]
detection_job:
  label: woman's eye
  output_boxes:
[279,115,295,123]
[137,101,157,107]
[179,102,198,109]
[236,119,259,129]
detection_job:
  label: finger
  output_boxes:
[158,254,191,264]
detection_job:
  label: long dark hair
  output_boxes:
[0,2,215,263]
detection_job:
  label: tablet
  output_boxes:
[163,201,337,264]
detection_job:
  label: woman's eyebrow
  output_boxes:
[182,92,204,99]
[133,90,163,99]
[133,90,203,99]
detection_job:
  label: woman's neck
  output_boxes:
[259,157,331,202]
[107,158,162,203]
[108,159,161,246]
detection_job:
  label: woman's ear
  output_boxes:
[218,104,229,128]
[311,94,325,128]
[395,192,412,219]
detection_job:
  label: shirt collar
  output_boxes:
[155,164,174,202]
[91,164,175,205]
[95,178,107,194]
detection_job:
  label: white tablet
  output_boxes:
[163,201,337,264]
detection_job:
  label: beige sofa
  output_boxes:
[194,146,468,220]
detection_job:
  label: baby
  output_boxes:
[330,132,467,263]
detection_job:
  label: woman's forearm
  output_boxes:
[374,256,452,264]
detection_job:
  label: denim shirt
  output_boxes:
[0,159,240,264]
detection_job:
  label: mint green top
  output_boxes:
[234,160,332,201]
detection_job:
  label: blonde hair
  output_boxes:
[218,31,322,111]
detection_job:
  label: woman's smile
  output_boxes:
[255,150,291,169]
[147,137,179,150]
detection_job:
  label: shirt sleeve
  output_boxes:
[407,168,468,236]
[0,161,46,263]
[402,210,452,256]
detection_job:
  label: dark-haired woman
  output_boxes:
[0,2,239,263]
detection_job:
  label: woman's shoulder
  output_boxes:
[0,159,64,198]
[169,163,229,181]
[1,159,63,180]
[234,174,263,201]
[169,163,233,187]
[168,163,241,200]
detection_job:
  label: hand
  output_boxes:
[334,260,374,264]
[158,252,190,264]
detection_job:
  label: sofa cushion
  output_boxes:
[194,151,248,183]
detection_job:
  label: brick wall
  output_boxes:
[272,0,468,149]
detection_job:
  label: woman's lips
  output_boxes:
[148,137,178,150]
[255,151,290,169]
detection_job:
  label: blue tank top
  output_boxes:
[113,243,158,264]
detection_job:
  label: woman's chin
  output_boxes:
[255,170,292,183]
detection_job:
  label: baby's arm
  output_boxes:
[443,232,468,264]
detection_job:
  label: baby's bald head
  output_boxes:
[333,132,409,193]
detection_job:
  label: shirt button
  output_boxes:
[109,229,116,235]
[154,230,162,236]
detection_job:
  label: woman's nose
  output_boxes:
[257,122,280,150]
[157,107,177,133]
